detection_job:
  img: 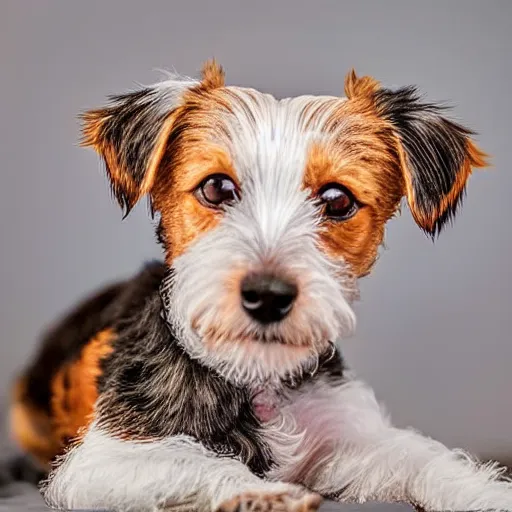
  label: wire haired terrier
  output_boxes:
[8,60,512,512]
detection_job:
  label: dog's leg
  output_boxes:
[43,422,321,512]
[298,379,512,511]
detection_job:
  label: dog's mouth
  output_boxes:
[189,303,341,354]
[202,331,294,347]
[185,313,339,382]
[240,333,289,345]
[198,324,332,354]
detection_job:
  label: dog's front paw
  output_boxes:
[215,490,322,512]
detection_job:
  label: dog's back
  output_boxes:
[8,261,166,472]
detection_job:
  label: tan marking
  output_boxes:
[304,118,403,277]
[139,110,181,200]
[151,94,238,262]
[51,328,115,448]
[344,68,380,100]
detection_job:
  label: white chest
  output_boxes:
[255,383,344,484]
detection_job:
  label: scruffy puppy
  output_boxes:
[9,61,512,512]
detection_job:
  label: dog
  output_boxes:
[7,60,512,512]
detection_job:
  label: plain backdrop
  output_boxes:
[0,0,510,462]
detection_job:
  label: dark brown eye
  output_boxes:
[318,183,358,220]
[196,174,239,208]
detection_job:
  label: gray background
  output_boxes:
[0,0,510,469]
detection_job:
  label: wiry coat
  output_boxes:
[8,61,512,512]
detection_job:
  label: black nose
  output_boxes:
[241,273,298,324]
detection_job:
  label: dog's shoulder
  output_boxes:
[96,269,275,476]
[10,260,167,466]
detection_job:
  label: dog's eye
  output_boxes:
[318,183,358,220]
[196,174,239,208]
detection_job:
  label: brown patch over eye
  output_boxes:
[152,135,239,262]
[304,137,403,277]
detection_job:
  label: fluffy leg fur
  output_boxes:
[296,379,512,511]
[42,422,320,512]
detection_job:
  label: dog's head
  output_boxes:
[82,61,487,384]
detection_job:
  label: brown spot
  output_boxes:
[153,146,235,261]
[51,328,115,447]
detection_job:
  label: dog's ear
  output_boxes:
[345,71,489,236]
[80,79,195,214]
[80,60,225,215]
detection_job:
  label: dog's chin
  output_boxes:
[187,327,333,384]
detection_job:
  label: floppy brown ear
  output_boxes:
[345,71,489,236]
[80,60,225,215]
[80,79,196,215]
[376,86,488,235]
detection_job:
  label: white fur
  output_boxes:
[151,75,199,110]
[264,374,512,511]
[43,421,302,512]
[44,376,512,512]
